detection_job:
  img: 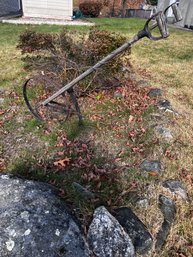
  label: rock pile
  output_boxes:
[0,173,186,257]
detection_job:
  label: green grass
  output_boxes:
[0,22,90,46]
[91,17,145,34]
[23,118,43,130]
[0,23,63,45]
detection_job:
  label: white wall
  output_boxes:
[178,0,193,27]
[157,0,193,27]
[22,0,73,20]
[157,0,176,16]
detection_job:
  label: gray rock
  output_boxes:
[155,126,173,139]
[162,180,188,200]
[137,80,149,87]
[157,99,171,110]
[155,195,176,250]
[126,191,141,205]
[0,174,90,257]
[157,99,178,115]
[136,198,149,208]
[148,88,162,97]
[126,192,148,208]
[115,207,153,254]
[155,220,171,250]
[72,182,97,200]
[159,195,176,223]
[139,160,161,175]
[88,206,135,257]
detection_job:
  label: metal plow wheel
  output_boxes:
[23,78,80,122]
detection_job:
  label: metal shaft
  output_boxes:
[41,34,139,106]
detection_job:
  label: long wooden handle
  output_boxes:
[41,34,139,106]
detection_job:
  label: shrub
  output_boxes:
[79,1,103,17]
[17,27,131,94]
[103,0,109,7]
[17,30,56,54]
[86,27,131,73]
[147,0,158,5]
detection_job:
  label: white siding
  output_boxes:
[157,0,176,16]
[178,0,193,27]
[22,0,73,19]
[157,0,193,27]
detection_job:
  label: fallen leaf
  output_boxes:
[148,171,158,176]
[54,157,71,167]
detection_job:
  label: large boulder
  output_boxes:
[0,174,90,257]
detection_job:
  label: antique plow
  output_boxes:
[23,2,182,124]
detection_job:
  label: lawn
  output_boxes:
[0,18,193,257]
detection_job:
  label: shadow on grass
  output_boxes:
[9,137,126,225]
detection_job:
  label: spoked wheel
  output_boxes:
[23,78,78,122]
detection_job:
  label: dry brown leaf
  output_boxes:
[53,157,71,167]
[148,171,158,176]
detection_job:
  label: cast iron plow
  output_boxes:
[23,2,182,124]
